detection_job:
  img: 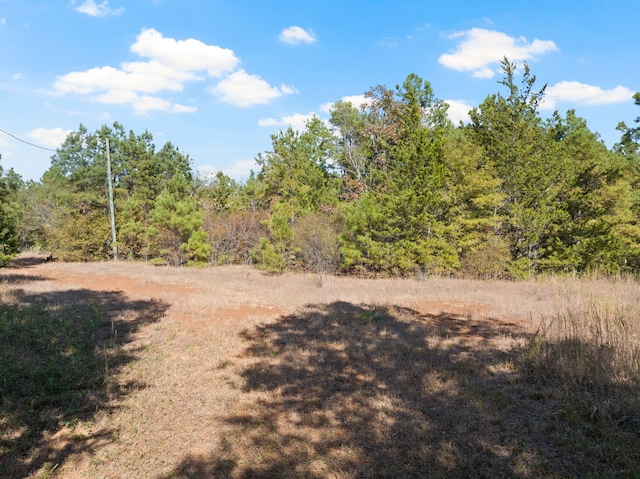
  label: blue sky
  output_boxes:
[0,0,638,182]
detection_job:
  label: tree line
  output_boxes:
[2,59,640,278]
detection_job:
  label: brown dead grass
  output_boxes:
[1,254,639,478]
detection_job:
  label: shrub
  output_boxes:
[293,212,341,276]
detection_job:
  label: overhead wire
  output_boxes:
[0,127,57,152]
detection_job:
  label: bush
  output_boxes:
[460,233,510,279]
[203,211,267,265]
[251,237,287,273]
[293,213,341,276]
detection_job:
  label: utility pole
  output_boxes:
[105,137,118,260]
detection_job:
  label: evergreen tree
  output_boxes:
[0,158,21,265]
[252,117,340,271]
[469,59,564,276]
[39,123,195,262]
[540,110,630,272]
[341,74,458,275]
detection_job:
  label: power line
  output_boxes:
[0,127,57,152]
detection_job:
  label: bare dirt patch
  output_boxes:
[1,254,639,478]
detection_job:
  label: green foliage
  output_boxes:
[469,59,556,273]
[339,74,460,275]
[252,116,342,270]
[340,193,385,273]
[117,195,148,260]
[329,100,377,194]
[197,170,242,213]
[184,228,211,266]
[149,188,205,266]
[539,110,632,273]
[0,159,21,265]
[256,117,340,217]
[36,123,196,262]
[614,92,640,159]
[10,73,640,277]
[53,209,112,262]
[251,237,287,273]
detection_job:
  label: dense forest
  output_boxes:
[2,59,640,278]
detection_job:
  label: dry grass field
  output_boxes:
[1,254,639,478]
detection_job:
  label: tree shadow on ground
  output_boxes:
[163,301,640,478]
[0,285,169,478]
[4,254,51,268]
[0,273,49,284]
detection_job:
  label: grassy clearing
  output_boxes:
[163,301,640,478]
[0,269,168,478]
[1,256,639,478]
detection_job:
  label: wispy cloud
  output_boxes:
[439,28,558,79]
[75,1,124,17]
[379,36,399,48]
[92,90,196,115]
[278,26,318,45]
[541,81,634,110]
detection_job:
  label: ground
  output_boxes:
[1,254,638,478]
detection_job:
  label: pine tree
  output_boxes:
[0,158,21,265]
[469,59,563,277]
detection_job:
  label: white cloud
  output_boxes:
[75,1,124,17]
[444,99,472,124]
[278,26,318,45]
[93,89,196,115]
[12,73,22,80]
[53,28,244,113]
[54,28,290,112]
[55,62,197,95]
[223,159,259,179]
[319,102,334,113]
[196,159,259,181]
[258,112,317,131]
[211,70,295,107]
[1,18,6,25]
[341,95,371,109]
[438,28,558,78]
[27,128,73,148]
[196,165,218,181]
[280,84,299,95]
[131,28,238,76]
[541,81,634,110]
[320,95,371,113]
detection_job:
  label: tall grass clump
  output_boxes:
[522,294,640,474]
